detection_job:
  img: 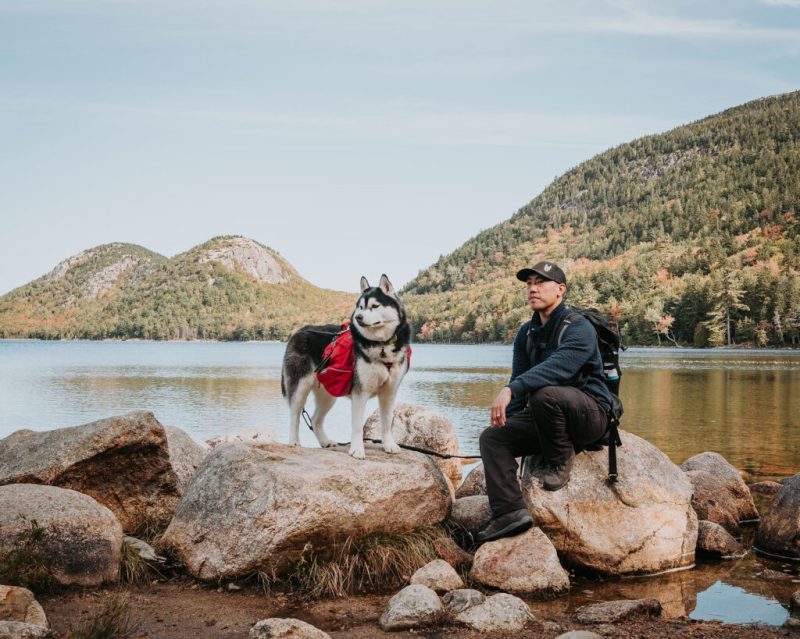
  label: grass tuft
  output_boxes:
[120,539,154,585]
[0,516,56,593]
[64,595,140,639]
[262,527,448,599]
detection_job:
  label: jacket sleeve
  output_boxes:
[505,322,530,416]
[507,317,596,400]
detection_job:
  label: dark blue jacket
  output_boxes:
[506,302,613,416]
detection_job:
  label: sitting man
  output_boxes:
[476,261,613,544]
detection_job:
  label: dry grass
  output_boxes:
[260,527,449,599]
[120,539,154,585]
[0,516,56,593]
[64,595,141,639]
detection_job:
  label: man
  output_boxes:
[475,261,613,544]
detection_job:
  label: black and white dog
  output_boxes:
[281,275,411,459]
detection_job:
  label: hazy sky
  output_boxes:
[1,0,799,295]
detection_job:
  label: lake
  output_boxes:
[1,340,799,625]
[2,341,799,481]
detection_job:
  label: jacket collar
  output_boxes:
[532,301,567,329]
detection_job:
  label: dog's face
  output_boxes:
[352,274,403,340]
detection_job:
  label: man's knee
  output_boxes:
[529,386,563,412]
[479,426,499,452]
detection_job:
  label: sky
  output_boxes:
[1,0,799,295]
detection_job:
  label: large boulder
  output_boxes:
[0,411,208,533]
[470,527,570,597]
[161,442,452,580]
[523,430,697,576]
[0,586,47,628]
[681,452,758,531]
[755,473,800,559]
[0,484,122,586]
[364,403,463,487]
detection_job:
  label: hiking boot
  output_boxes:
[542,451,575,491]
[474,508,533,544]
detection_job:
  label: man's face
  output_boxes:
[526,275,565,312]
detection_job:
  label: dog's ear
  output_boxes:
[360,276,370,293]
[379,274,396,297]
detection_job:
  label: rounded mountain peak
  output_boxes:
[194,236,297,285]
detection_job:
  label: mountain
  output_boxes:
[0,236,355,340]
[403,91,800,347]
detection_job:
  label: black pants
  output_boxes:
[479,385,608,517]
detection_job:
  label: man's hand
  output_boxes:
[490,387,513,427]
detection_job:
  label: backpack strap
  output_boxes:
[556,310,578,348]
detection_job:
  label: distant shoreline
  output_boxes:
[0,337,798,351]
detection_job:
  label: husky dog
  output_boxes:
[281,274,411,459]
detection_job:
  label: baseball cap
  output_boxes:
[516,261,567,285]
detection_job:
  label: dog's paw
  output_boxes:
[288,438,300,447]
[349,445,366,460]
[383,440,401,454]
[318,437,336,448]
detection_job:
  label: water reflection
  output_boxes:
[2,341,800,480]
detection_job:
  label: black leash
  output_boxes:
[301,409,481,460]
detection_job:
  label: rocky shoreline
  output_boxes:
[1,408,799,637]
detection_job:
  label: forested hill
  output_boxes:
[403,91,800,347]
[0,236,355,340]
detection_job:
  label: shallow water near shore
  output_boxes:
[1,339,799,624]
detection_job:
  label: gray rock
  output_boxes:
[450,495,491,534]
[0,411,208,533]
[555,632,604,639]
[409,559,464,593]
[696,520,745,558]
[0,586,47,627]
[524,430,697,576]
[455,463,486,499]
[681,452,759,529]
[470,527,570,597]
[455,593,534,632]
[123,536,164,563]
[791,590,800,612]
[575,598,662,624]
[0,484,122,586]
[249,618,330,638]
[378,584,443,631]
[0,622,49,639]
[756,473,800,559]
[441,589,485,614]
[161,442,451,580]
[364,403,463,487]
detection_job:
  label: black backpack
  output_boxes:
[557,307,625,483]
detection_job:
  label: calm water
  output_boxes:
[2,341,799,479]
[2,340,799,624]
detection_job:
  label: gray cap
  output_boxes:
[516,261,566,284]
